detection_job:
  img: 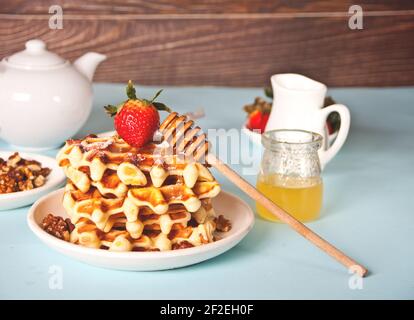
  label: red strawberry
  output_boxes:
[105,81,171,148]
[113,100,160,148]
[247,110,270,134]
[326,121,334,135]
[243,96,272,134]
[246,110,261,131]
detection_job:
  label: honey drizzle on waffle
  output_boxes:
[57,135,220,195]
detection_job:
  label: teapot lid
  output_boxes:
[6,39,66,68]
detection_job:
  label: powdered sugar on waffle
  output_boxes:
[80,138,115,151]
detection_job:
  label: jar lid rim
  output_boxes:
[262,129,323,148]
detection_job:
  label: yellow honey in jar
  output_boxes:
[256,174,323,222]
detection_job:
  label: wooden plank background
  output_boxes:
[1,0,413,87]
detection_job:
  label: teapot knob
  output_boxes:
[25,39,46,53]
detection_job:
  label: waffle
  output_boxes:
[57,133,227,252]
[63,178,218,221]
[69,215,217,251]
[57,135,217,192]
[63,182,216,236]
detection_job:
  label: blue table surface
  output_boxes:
[1,84,413,300]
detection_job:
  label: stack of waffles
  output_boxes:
[56,134,222,252]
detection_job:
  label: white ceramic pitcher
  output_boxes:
[265,74,350,169]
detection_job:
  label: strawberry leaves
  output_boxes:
[126,81,170,112]
[104,80,171,121]
[153,102,171,112]
[104,104,119,117]
[264,87,273,99]
[149,89,171,112]
[126,80,137,99]
[150,89,163,104]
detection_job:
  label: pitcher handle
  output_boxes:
[319,104,351,168]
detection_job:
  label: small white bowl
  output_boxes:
[241,124,262,146]
[0,151,65,210]
[27,188,255,271]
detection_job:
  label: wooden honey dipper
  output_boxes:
[159,112,368,277]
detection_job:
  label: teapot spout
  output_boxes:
[74,52,106,81]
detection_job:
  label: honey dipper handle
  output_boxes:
[206,153,368,277]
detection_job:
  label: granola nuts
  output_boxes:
[41,214,74,241]
[172,241,194,250]
[7,152,21,167]
[34,175,45,187]
[0,152,51,194]
[215,215,232,232]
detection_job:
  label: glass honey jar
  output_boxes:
[256,129,323,222]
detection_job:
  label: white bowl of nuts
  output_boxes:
[0,151,65,210]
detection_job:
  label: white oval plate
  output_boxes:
[28,188,254,271]
[0,151,65,211]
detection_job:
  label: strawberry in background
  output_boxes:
[244,97,272,134]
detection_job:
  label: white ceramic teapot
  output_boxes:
[265,74,351,169]
[0,39,106,150]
